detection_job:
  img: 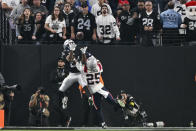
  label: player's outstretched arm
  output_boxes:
[80,46,88,64]
[66,43,77,62]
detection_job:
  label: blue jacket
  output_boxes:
[75,0,92,12]
[160,9,182,29]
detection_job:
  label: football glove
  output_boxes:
[80,46,88,54]
[88,96,93,106]
[69,42,77,51]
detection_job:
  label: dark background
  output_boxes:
[1,45,196,127]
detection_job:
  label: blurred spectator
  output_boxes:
[72,2,97,42]
[44,6,66,44]
[174,0,187,22]
[114,7,123,28]
[67,0,80,16]
[118,0,128,7]
[140,0,160,46]
[119,1,138,44]
[96,4,120,44]
[118,0,137,10]
[160,1,182,46]
[35,12,46,44]
[62,2,75,39]
[91,0,112,17]
[131,0,145,18]
[1,0,20,18]
[16,8,37,44]
[10,0,30,26]
[30,0,48,17]
[107,0,118,13]
[75,0,92,12]
[55,0,65,11]
[156,0,170,12]
[29,87,50,126]
[29,0,54,12]
[174,0,187,45]
[182,1,196,45]
[89,0,98,7]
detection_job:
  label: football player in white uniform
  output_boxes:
[96,4,120,44]
[77,47,121,128]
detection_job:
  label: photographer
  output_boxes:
[29,87,50,126]
[0,72,15,125]
[117,90,147,127]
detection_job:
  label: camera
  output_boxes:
[118,95,125,100]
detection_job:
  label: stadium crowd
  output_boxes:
[0,0,196,46]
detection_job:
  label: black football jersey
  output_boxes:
[184,17,196,41]
[65,59,80,73]
[19,16,35,38]
[140,10,160,32]
[72,12,96,41]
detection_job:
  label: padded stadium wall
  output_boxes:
[1,45,196,127]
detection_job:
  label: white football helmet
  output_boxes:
[63,39,75,50]
[86,56,98,72]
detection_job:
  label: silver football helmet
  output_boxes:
[86,56,98,72]
[63,39,75,50]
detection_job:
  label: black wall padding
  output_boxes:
[1,45,196,127]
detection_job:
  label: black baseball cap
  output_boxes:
[58,56,64,61]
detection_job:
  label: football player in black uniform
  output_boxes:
[57,39,87,109]
[71,2,97,42]
[62,2,75,39]
[139,0,160,46]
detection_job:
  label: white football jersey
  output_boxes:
[91,2,112,17]
[96,14,120,43]
[77,61,104,94]
[45,15,66,36]
[174,1,186,22]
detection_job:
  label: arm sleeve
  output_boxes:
[43,6,49,16]
[33,23,37,36]
[9,7,17,20]
[178,14,182,27]
[16,24,21,36]
[95,17,101,37]
[107,4,112,15]
[45,15,51,24]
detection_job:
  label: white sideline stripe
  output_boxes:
[3,126,196,130]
